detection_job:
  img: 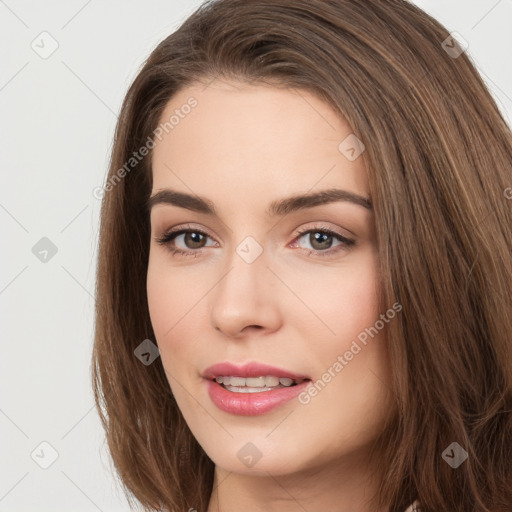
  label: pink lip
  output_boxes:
[202,361,311,416]
[206,379,311,416]
[202,361,309,381]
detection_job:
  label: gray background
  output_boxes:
[1,1,511,510]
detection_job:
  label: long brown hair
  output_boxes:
[91,1,512,510]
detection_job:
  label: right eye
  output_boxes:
[154,226,218,257]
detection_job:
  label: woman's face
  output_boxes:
[147,79,395,477]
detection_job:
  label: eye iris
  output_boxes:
[185,232,206,249]
[310,231,332,250]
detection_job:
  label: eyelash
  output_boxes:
[154,224,355,259]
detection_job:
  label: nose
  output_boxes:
[210,246,281,339]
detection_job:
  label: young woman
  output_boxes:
[91,1,512,511]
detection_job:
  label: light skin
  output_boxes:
[146,79,396,512]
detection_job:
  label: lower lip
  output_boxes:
[206,379,311,416]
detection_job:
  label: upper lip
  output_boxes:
[202,361,310,381]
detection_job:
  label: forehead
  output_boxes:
[151,80,369,205]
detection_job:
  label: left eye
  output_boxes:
[292,228,355,254]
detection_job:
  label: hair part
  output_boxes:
[92,1,512,510]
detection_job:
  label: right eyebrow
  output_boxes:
[147,189,216,215]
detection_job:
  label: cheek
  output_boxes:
[146,258,171,337]
[296,250,388,396]
[293,265,393,451]
[146,255,211,369]
[296,251,380,345]
[146,249,200,331]
[146,256,187,353]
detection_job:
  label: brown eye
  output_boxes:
[155,228,216,256]
[291,226,355,259]
[308,231,335,251]
[182,231,207,249]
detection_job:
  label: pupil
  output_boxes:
[186,232,206,248]
[311,232,332,250]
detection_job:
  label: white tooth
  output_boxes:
[265,376,280,387]
[225,386,279,393]
[245,377,266,387]
[218,376,297,389]
[244,386,273,393]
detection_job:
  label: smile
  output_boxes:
[214,375,304,392]
[206,376,311,415]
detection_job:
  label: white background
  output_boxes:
[1,1,511,510]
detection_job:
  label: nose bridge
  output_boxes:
[216,236,268,309]
[210,234,280,336]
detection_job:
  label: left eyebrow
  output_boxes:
[267,188,372,216]
[146,188,372,216]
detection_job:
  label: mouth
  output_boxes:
[212,375,308,393]
[202,361,312,414]
[206,376,312,416]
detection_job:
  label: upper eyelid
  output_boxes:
[166,224,217,241]
[160,224,353,246]
[155,224,356,262]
